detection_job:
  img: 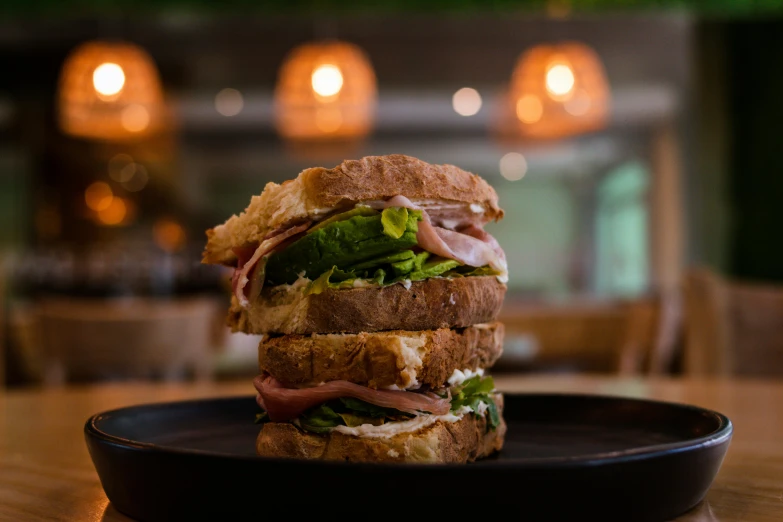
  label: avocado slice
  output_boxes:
[265,210,422,285]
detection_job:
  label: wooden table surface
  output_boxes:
[1,374,781,521]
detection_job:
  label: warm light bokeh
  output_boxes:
[215,88,244,117]
[95,197,134,226]
[311,64,344,98]
[121,104,150,132]
[84,181,113,211]
[153,219,187,252]
[92,63,125,97]
[545,63,576,99]
[516,95,544,124]
[452,87,482,117]
[499,152,528,181]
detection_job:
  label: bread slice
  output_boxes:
[256,395,506,463]
[228,275,506,335]
[259,322,504,390]
[203,154,503,265]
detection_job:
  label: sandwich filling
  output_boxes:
[231,195,508,308]
[253,370,500,437]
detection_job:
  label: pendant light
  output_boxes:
[274,40,376,141]
[508,42,610,139]
[58,40,167,141]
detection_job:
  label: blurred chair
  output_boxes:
[617,290,682,375]
[33,296,224,386]
[497,296,678,374]
[683,267,783,377]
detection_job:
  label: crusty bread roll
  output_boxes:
[256,395,506,463]
[203,154,503,265]
[259,322,504,390]
[228,275,506,335]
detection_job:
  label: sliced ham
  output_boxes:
[253,375,451,422]
[459,224,508,268]
[383,196,508,282]
[232,222,311,308]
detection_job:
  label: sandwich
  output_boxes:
[202,154,509,463]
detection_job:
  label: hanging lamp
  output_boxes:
[508,41,610,139]
[274,40,377,141]
[57,40,166,141]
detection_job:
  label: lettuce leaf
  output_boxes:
[391,258,415,278]
[449,375,501,431]
[338,413,385,427]
[381,207,409,239]
[255,376,499,435]
[306,260,495,294]
[413,251,430,271]
[265,210,421,285]
[407,258,462,281]
[348,250,414,272]
[306,266,357,295]
[306,206,379,235]
[298,404,343,433]
[444,265,502,278]
[339,397,412,418]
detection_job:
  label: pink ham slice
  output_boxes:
[384,195,508,280]
[232,222,311,308]
[254,375,451,422]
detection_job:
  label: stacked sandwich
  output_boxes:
[203,154,509,463]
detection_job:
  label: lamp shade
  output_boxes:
[57,41,166,141]
[508,42,610,139]
[274,41,376,141]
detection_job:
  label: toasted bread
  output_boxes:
[259,322,504,390]
[256,395,506,463]
[228,275,506,335]
[203,154,503,265]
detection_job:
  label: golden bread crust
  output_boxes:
[227,276,506,335]
[203,154,502,265]
[259,322,504,389]
[256,395,506,463]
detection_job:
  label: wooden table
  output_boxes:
[1,374,781,521]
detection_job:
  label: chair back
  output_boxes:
[34,296,222,385]
[684,268,783,377]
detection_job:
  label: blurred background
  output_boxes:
[1,0,782,388]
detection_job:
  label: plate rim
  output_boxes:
[84,392,733,470]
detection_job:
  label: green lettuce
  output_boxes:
[265,209,422,285]
[255,375,500,434]
[298,404,344,434]
[348,250,414,272]
[406,258,462,281]
[449,375,501,431]
[381,207,409,239]
[306,206,379,235]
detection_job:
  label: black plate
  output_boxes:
[85,393,732,522]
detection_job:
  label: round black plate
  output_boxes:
[85,393,732,521]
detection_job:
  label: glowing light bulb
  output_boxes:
[93,63,125,97]
[545,63,575,98]
[452,87,482,116]
[311,64,343,97]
